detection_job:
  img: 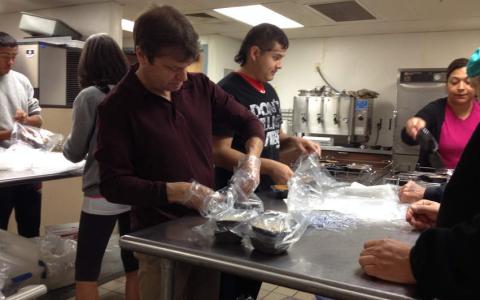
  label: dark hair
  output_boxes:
[78,33,129,89]
[446,58,468,81]
[0,32,17,48]
[235,23,289,66]
[134,5,199,64]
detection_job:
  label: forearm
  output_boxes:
[0,130,11,141]
[25,115,42,128]
[260,158,281,176]
[279,131,291,144]
[100,172,168,207]
[213,147,246,171]
[424,185,445,203]
[63,138,87,163]
[244,136,263,157]
[213,145,276,177]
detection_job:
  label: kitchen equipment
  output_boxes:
[292,88,374,145]
[280,109,293,135]
[292,90,310,135]
[393,68,447,171]
[19,12,81,40]
[13,41,82,107]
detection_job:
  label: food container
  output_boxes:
[249,211,299,254]
[271,184,288,199]
[214,210,257,243]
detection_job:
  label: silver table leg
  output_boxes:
[160,258,174,300]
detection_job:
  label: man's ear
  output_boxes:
[136,46,148,65]
[248,45,261,63]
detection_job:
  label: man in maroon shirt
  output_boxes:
[95,5,264,300]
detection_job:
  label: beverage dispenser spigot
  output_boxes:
[333,113,339,125]
[317,113,323,123]
[301,114,307,123]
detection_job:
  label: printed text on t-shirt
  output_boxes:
[249,99,281,148]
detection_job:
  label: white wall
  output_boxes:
[200,35,241,83]
[271,30,480,146]
[123,34,240,83]
[0,1,123,44]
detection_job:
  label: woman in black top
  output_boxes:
[401,58,477,168]
[359,48,480,299]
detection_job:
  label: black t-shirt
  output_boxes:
[213,72,282,191]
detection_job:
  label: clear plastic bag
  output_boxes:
[0,143,81,172]
[287,154,408,225]
[36,233,76,283]
[0,143,38,171]
[10,122,63,151]
[287,154,348,212]
[308,210,357,231]
[0,230,44,297]
[0,261,7,299]
[232,190,264,212]
[0,230,124,295]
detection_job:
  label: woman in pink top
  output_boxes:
[402,58,480,169]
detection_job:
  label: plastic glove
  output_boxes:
[184,181,234,218]
[182,181,215,212]
[230,155,261,198]
[202,187,235,218]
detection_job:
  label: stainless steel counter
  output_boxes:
[120,193,419,300]
[0,152,84,187]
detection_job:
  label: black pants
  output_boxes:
[0,183,42,238]
[75,210,139,281]
[219,273,261,300]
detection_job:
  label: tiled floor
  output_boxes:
[66,275,316,300]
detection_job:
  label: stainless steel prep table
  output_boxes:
[0,153,122,299]
[0,152,84,187]
[120,192,419,300]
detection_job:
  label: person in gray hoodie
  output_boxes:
[0,31,43,238]
[63,33,139,300]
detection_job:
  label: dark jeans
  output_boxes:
[0,183,42,238]
[219,273,261,300]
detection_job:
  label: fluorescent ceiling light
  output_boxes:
[121,19,134,32]
[214,5,303,29]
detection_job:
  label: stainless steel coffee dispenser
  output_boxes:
[292,88,374,145]
[292,89,310,135]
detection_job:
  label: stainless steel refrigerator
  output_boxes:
[393,68,447,171]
